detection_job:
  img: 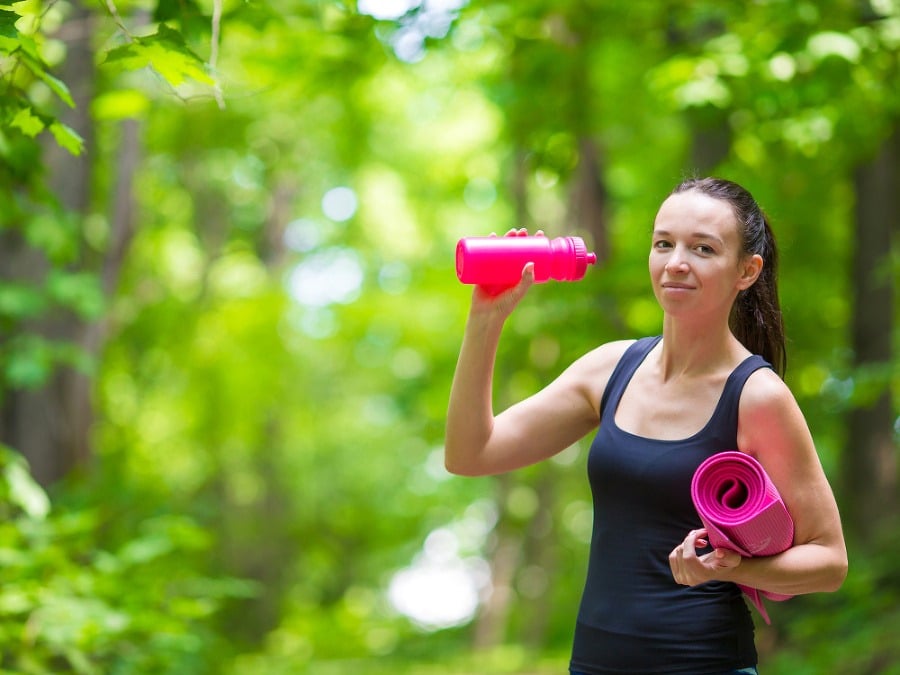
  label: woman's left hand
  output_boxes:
[669,528,742,587]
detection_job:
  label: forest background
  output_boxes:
[1,0,898,673]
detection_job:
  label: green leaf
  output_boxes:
[0,9,19,52]
[117,533,175,566]
[102,42,148,70]
[16,51,76,107]
[10,105,45,137]
[4,338,52,388]
[10,29,38,60]
[153,22,192,49]
[143,40,214,87]
[38,69,75,108]
[24,210,79,262]
[0,8,18,38]
[0,282,47,319]
[10,0,40,18]
[46,270,105,319]
[49,121,84,155]
[102,25,213,87]
[4,460,50,519]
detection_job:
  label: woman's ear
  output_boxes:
[737,254,764,290]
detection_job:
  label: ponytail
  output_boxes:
[671,178,786,376]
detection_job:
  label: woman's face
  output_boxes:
[649,191,759,319]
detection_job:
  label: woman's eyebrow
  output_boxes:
[652,229,725,246]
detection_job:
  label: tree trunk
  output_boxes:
[568,137,609,264]
[1,2,97,485]
[1,3,145,486]
[842,126,899,542]
[663,6,731,176]
[686,106,731,175]
[473,473,523,650]
[521,471,558,648]
[563,12,608,263]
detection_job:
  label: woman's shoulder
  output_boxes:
[558,339,637,417]
[737,364,818,473]
[557,339,636,386]
[739,365,802,427]
[741,364,792,399]
[565,338,638,390]
[577,338,638,372]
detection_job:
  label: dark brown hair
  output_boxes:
[670,177,786,376]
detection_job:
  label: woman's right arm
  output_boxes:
[444,266,626,477]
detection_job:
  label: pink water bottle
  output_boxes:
[456,235,597,288]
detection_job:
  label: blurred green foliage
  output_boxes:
[1,0,898,673]
[0,445,256,673]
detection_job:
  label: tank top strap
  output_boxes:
[708,353,773,435]
[599,335,662,419]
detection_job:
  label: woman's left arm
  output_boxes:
[730,368,848,594]
[671,368,848,595]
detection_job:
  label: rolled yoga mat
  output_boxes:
[690,451,794,624]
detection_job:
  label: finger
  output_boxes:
[669,544,684,566]
[681,530,702,559]
[697,548,741,569]
[505,262,535,292]
[474,261,535,304]
[499,263,534,302]
[693,529,709,549]
[713,549,742,567]
[669,547,689,585]
[521,261,535,283]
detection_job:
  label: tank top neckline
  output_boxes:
[606,335,765,446]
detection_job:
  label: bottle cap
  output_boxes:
[570,237,598,280]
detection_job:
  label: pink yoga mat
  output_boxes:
[691,451,794,624]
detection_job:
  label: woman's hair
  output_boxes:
[670,177,786,376]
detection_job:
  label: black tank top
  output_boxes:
[570,336,769,675]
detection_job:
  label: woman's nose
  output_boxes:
[665,254,689,274]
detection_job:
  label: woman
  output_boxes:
[445,177,847,674]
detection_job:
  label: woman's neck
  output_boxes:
[657,317,746,381]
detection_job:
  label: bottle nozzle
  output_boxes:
[586,252,597,266]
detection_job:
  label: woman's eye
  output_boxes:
[653,240,671,249]
[696,244,714,255]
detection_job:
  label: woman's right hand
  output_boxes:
[470,228,540,319]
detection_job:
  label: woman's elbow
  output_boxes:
[444,455,468,476]
[444,447,481,477]
[817,547,848,593]
[827,550,849,592]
